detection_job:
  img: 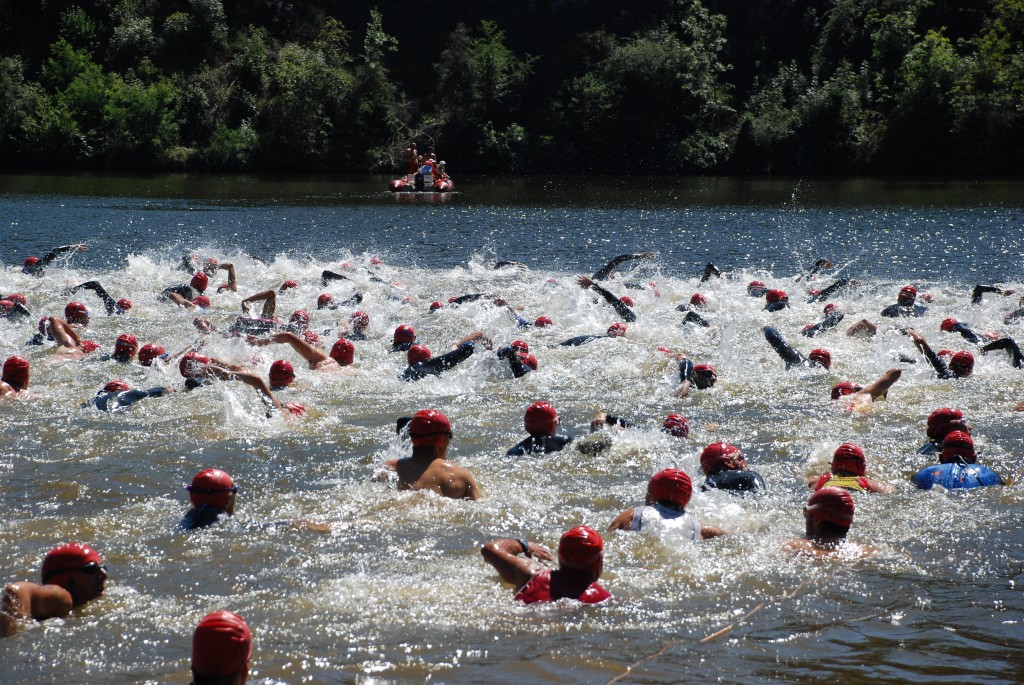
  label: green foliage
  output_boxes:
[203,121,258,169]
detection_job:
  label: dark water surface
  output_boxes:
[1,173,1023,684]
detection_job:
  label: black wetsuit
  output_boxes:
[919,345,956,379]
[22,245,81,276]
[701,469,766,493]
[180,505,230,530]
[699,262,722,283]
[881,303,927,318]
[506,434,574,456]
[801,311,845,338]
[70,281,127,315]
[1004,308,1024,325]
[160,283,198,301]
[679,310,711,328]
[586,282,636,322]
[227,317,278,336]
[982,337,1024,368]
[806,278,851,303]
[765,300,789,313]
[402,341,477,381]
[0,300,31,321]
[971,284,1004,304]
[592,254,650,281]
[558,334,606,347]
[948,322,985,345]
[764,326,821,370]
[87,387,169,412]
[496,346,533,377]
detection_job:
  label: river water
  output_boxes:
[1,173,1023,684]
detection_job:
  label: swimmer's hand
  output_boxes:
[590,412,608,432]
[576,275,595,289]
[524,543,554,562]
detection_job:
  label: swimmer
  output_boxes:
[591,252,655,281]
[391,324,417,351]
[912,431,1004,490]
[674,356,716,398]
[699,262,722,283]
[918,407,972,455]
[907,329,974,378]
[970,284,1015,305]
[63,301,91,326]
[161,271,209,302]
[0,295,32,320]
[806,276,855,303]
[680,309,712,328]
[940,318,989,345]
[240,289,278,320]
[338,310,370,341]
[402,331,489,382]
[1,543,108,637]
[317,291,363,310]
[980,336,1024,368]
[801,304,845,338]
[107,333,139,363]
[68,281,132,315]
[86,379,176,412]
[763,326,831,370]
[608,469,726,540]
[830,368,902,407]
[247,331,352,370]
[764,289,789,312]
[379,409,479,499]
[495,340,537,377]
[783,487,875,560]
[795,257,834,282]
[1,356,30,399]
[576,275,636,322]
[178,254,222,277]
[807,443,894,493]
[181,468,238,529]
[138,343,168,367]
[190,611,252,685]
[480,526,611,604]
[21,243,87,276]
[557,322,629,348]
[881,285,927,318]
[700,442,766,494]
[506,402,574,456]
[747,280,768,297]
[47,316,101,360]
[178,351,306,417]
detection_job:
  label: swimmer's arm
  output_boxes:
[971,284,1011,304]
[455,330,491,349]
[578,276,636,321]
[39,244,87,267]
[219,263,237,292]
[480,539,551,588]
[699,262,722,283]
[607,508,634,532]
[865,478,895,494]
[591,252,654,281]
[858,368,902,401]
[700,525,727,539]
[3,583,73,629]
[167,292,197,310]
[763,326,803,367]
[462,472,481,501]
[321,269,349,284]
[373,459,398,481]
[240,289,275,316]
[797,257,833,282]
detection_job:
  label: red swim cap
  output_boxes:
[349,311,369,332]
[302,330,319,345]
[647,468,693,509]
[330,338,355,366]
[0,300,13,314]
[38,316,49,336]
[290,310,310,329]
[693,364,717,389]
[831,443,866,476]
[558,526,604,570]
[192,611,252,678]
[747,280,767,296]
[407,344,431,365]
[898,285,917,305]
[371,256,384,265]
[24,256,40,267]
[393,324,416,345]
[689,293,707,308]
[700,442,742,476]
[926,407,969,442]
[269,359,294,387]
[190,272,209,292]
[534,315,553,327]
[949,351,974,376]
[519,352,539,371]
[830,381,862,400]
[192,295,211,309]
[661,414,689,438]
[940,318,958,332]
[620,295,635,307]
[317,293,333,309]
[279,280,298,292]
[607,323,627,338]
[65,301,89,324]
[408,409,452,448]
[809,348,831,369]
[42,543,103,587]
[103,379,130,393]
[940,430,976,463]
[80,340,100,353]
[117,298,133,312]
[511,339,529,353]
[765,289,787,304]
[806,487,854,527]
[114,333,138,360]
[7,293,26,305]
[179,351,211,378]
[524,401,558,435]
[429,301,443,311]
[188,468,236,508]
[2,355,30,389]
[137,343,166,366]
[823,303,839,315]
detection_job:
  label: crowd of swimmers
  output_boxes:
[1,244,1018,677]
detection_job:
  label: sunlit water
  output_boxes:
[1,174,1023,684]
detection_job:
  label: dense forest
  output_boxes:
[1,0,1022,175]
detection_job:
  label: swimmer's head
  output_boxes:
[102,379,130,393]
[940,317,958,332]
[700,442,745,476]
[113,333,138,361]
[646,468,693,510]
[393,324,416,345]
[65,302,89,324]
[823,303,839,315]
[192,611,252,680]
[290,309,310,329]
[949,351,974,377]
[2,355,30,390]
[429,301,443,312]
[692,364,717,389]
[188,468,237,509]
[329,338,355,366]
[831,442,866,476]
[24,256,40,267]
[519,352,539,371]
[689,293,707,309]
[830,381,862,400]
[524,401,558,436]
[747,280,767,296]
[534,315,553,328]
[192,295,211,309]
[190,272,209,293]
[898,285,917,305]
[619,295,634,307]
[511,339,529,353]
[607,323,627,338]
[558,526,604,577]
[406,344,431,365]
[317,293,333,309]
[201,257,218,274]
[940,430,976,464]
[279,279,298,292]
[138,343,166,367]
[661,414,690,438]
[809,348,831,369]
[269,360,295,388]
[805,487,854,528]
[302,330,319,346]
[117,298,132,311]
[41,543,105,597]
[765,289,788,304]
[0,300,13,314]
[179,351,211,378]
[349,310,369,333]
[408,409,452,449]
[926,407,971,442]
[6,293,26,305]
